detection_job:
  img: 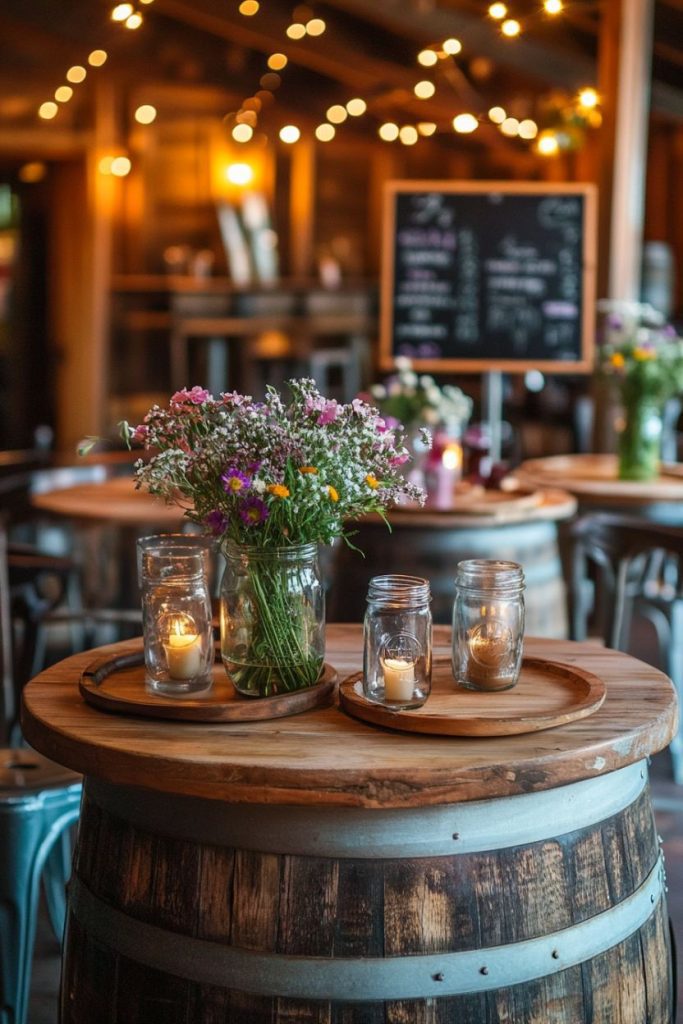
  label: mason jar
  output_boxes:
[363,575,432,709]
[220,541,325,698]
[136,535,214,695]
[452,559,525,692]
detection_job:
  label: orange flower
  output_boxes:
[365,474,379,489]
[633,347,655,361]
[327,485,339,502]
[611,353,625,369]
[267,483,290,499]
[299,466,318,474]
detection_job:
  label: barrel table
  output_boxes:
[21,626,677,1023]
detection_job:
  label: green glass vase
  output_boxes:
[617,396,663,481]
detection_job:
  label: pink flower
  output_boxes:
[132,424,149,444]
[317,400,340,426]
[390,451,410,466]
[171,386,211,406]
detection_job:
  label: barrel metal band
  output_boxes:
[68,854,665,1001]
[86,760,647,858]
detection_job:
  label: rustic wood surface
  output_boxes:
[21,626,677,807]
[339,654,606,737]
[513,453,683,504]
[368,486,576,528]
[79,646,337,722]
[31,476,187,526]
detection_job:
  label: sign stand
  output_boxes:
[483,370,504,465]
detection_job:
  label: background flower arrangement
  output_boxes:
[367,357,473,430]
[597,300,683,479]
[120,379,426,696]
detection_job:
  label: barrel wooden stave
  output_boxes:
[61,779,672,1023]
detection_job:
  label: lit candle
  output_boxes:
[383,657,416,701]
[465,624,515,691]
[163,620,203,680]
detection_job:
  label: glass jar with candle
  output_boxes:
[363,575,432,709]
[137,535,214,695]
[452,559,525,692]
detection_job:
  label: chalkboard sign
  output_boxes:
[380,181,597,373]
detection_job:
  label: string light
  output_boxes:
[453,113,478,133]
[55,86,73,102]
[326,104,348,123]
[239,0,259,13]
[88,50,108,67]
[279,125,301,143]
[232,123,254,142]
[379,122,399,141]
[442,38,462,55]
[537,132,559,155]
[488,3,507,18]
[111,156,132,176]
[226,163,254,185]
[501,19,521,36]
[125,12,143,28]
[134,104,157,124]
[414,80,435,99]
[286,23,306,39]
[417,49,438,66]
[544,0,563,11]
[500,116,520,136]
[315,123,335,141]
[578,87,599,108]
[18,162,47,183]
[38,102,58,120]
[399,125,418,145]
[66,66,87,83]
[111,3,133,20]
[346,98,367,116]
[518,119,538,139]
[267,53,288,70]
[306,18,326,35]
[417,122,437,136]
[488,106,506,123]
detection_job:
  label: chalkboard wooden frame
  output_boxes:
[380,180,597,374]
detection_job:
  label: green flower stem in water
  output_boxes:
[617,397,663,482]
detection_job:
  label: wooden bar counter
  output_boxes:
[22,626,678,1022]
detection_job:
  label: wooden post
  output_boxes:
[289,137,315,280]
[597,0,655,301]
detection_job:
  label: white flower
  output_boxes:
[394,356,412,372]
[370,384,386,399]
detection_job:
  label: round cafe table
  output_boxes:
[22,624,677,1022]
[31,475,187,528]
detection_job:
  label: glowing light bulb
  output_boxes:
[500,117,520,136]
[38,102,58,120]
[488,2,507,18]
[453,113,478,133]
[279,124,300,143]
[578,87,598,109]
[417,121,437,136]
[267,53,287,70]
[226,162,254,185]
[306,18,326,35]
[414,80,435,99]
[399,125,418,145]
[346,98,366,116]
[125,12,143,28]
[379,122,399,141]
[544,0,563,12]
[134,104,157,124]
[537,132,559,155]
[88,50,108,67]
[442,38,462,55]
[55,86,73,103]
[286,23,306,39]
[518,119,537,139]
[232,124,254,142]
[66,66,86,83]
[111,3,133,21]
[111,156,132,176]
[239,0,259,13]
[488,106,506,123]
[418,49,438,67]
[501,18,521,36]
[326,105,347,124]
[315,123,335,141]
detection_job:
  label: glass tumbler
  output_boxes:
[137,534,214,694]
[452,559,525,692]
[363,575,432,709]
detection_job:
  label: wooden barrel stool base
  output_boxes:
[61,761,673,1023]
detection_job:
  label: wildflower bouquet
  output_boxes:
[122,380,425,696]
[368,357,473,429]
[597,300,683,479]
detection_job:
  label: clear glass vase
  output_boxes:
[219,541,325,697]
[617,396,663,481]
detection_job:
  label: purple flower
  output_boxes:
[221,467,250,494]
[204,509,228,535]
[171,386,211,406]
[606,314,623,330]
[239,496,269,526]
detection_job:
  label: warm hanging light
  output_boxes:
[578,87,599,109]
[226,162,254,185]
[286,23,306,39]
[442,38,462,55]
[125,12,143,28]
[38,102,58,120]
[55,86,73,103]
[326,104,347,124]
[88,50,108,67]
[66,66,87,83]
[279,125,301,143]
[488,106,506,123]
[399,125,418,145]
[453,113,478,133]
[239,0,259,13]
[135,104,157,124]
[500,117,520,136]
[267,53,288,70]
[537,131,559,155]
[18,162,47,183]
[232,123,254,142]
[346,98,367,116]
[315,123,335,141]
[414,80,435,99]
[501,18,521,36]
[378,122,399,141]
[544,0,563,12]
[111,3,133,21]
[306,18,326,35]
[518,119,538,139]
[417,121,437,136]
[488,2,507,18]
[111,156,132,176]
[417,49,438,67]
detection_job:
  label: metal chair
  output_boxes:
[571,512,683,782]
[0,526,82,1024]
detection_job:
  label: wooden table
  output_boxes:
[22,625,677,1021]
[513,453,683,509]
[328,488,577,637]
[31,475,187,528]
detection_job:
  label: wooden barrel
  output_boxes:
[62,761,672,1022]
[326,516,568,637]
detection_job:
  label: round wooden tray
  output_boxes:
[79,643,338,722]
[339,654,606,736]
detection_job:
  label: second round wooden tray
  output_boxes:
[339,654,606,736]
[79,641,338,722]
